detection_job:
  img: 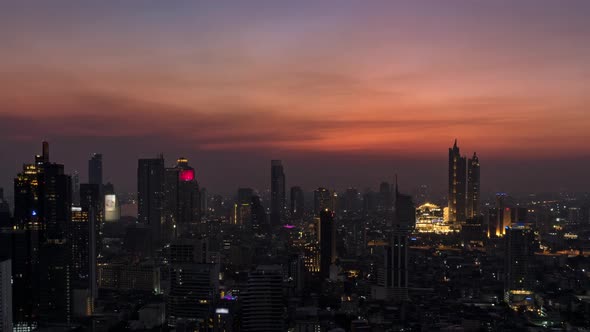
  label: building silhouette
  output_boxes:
[314,187,331,216]
[241,265,284,332]
[448,139,467,223]
[138,156,165,249]
[88,153,103,189]
[467,152,480,219]
[319,209,336,280]
[290,186,304,219]
[164,158,201,239]
[270,160,286,226]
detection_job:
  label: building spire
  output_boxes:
[453,138,458,148]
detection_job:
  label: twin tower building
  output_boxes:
[448,139,480,223]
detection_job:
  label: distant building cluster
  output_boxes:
[0,140,588,331]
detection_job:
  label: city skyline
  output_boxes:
[1,1,590,196]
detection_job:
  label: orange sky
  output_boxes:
[1,1,590,193]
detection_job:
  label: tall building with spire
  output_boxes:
[467,152,480,219]
[448,139,467,223]
[270,160,286,226]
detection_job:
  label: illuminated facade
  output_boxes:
[415,203,456,234]
[164,157,201,239]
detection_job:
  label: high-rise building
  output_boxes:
[466,152,480,219]
[504,225,535,304]
[0,229,37,330]
[163,158,201,239]
[80,183,102,252]
[72,171,80,206]
[88,153,103,188]
[241,265,284,332]
[448,139,467,223]
[344,187,361,213]
[0,259,12,332]
[251,195,266,234]
[167,239,218,329]
[270,160,286,226]
[29,143,74,325]
[379,182,393,212]
[318,210,336,280]
[70,206,97,314]
[234,188,254,225]
[385,184,415,302]
[313,187,331,216]
[0,189,10,229]
[138,156,165,248]
[290,186,304,219]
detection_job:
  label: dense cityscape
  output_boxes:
[0,140,588,331]
[2,1,590,331]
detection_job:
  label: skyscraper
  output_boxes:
[0,189,10,229]
[0,259,12,332]
[242,265,284,332]
[251,195,266,234]
[270,160,286,226]
[88,153,103,188]
[167,239,218,329]
[319,209,336,280]
[80,183,102,254]
[313,187,331,216]
[448,139,467,223]
[504,225,535,304]
[290,186,304,219]
[138,156,165,249]
[36,149,73,324]
[385,184,415,301]
[234,188,254,225]
[466,152,480,219]
[163,158,200,239]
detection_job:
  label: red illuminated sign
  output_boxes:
[179,169,195,181]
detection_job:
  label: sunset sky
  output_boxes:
[1,1,589,197]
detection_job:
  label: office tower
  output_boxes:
[234,188,254,225]
[0,189,10,228]
[318,209,336,279]
[0,259,12,332]
[251,195,266,234]
[344,187,361,213]
[33,147,73,325]
[164,158,201,239]
[448,139,467,223]
[200,188,208,216]
[70,206,97,312]
[290,186,304,219]
[241,265,284,332]
[466,152,480,219]
[72,171,80,206]
[504,225,535,303]
[167,239,219,328]
[313,187,331,216]
[385,185,415,301]
[270,160,286,226]
[379,182,393,212]
[88,153,103,188]
[138,156,165,248]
